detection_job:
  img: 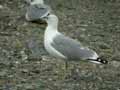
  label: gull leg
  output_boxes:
[58,60,69,80]
[65,60,69,71]
[63,60,71,79]
[61,61,68,79]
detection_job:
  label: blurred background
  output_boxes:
[0,0,120,90]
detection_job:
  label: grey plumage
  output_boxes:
[51,34,97,61]
[26,4,51,21]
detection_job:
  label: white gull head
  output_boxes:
[42,14,59,29]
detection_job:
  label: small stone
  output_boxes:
[80,24,88,27]
[21,69,29,73]
[48,78,52,81]
[15,32,20,36]
[20,50,28,60]
[32,69,40,74]
[36,61,41,64]
[88,34,91,36]
[0,5,3,9]
[23,22,28,26]
[21,78,27,83]
[0,70,7,77]
[15,61,20,64]
[81,28,86,31]
[98,42,110,49]
[25,85,34,90]
[8,75,14,78]
[16,84,23,88]
[112,61,120,68]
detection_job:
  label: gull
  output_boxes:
[41,13,108,65]
[25,0,51,21]
[26,0,44,5]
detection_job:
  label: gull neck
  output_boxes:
[46,19,58,32]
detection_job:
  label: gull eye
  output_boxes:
[47,13,50,16]
[31,0,34,2]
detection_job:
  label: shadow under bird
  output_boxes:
[40,13,108,64]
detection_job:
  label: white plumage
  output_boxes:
[42,14,108,64]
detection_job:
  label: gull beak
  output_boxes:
[40,13,50,20]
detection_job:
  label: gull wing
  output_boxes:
[51,34,97,60]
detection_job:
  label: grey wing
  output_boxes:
[26,4,50,21]
[51,34,96,60]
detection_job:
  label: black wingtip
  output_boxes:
[95,57,108,64]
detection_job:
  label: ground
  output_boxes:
[0,0,120,90]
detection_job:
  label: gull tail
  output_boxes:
[89,57,108,64]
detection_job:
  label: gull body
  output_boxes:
[25,0,51,21]
[30,0,44,5]
[26,0,44,5]
[43,14,108,64]
[44,21,66,59]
